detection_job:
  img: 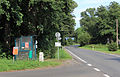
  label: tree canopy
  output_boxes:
[80,1,120,44]
[0,0,77,58]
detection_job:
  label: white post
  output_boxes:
[39,52,44,62]
[58,47,59,60]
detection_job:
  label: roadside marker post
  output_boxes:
[55,32,62,60]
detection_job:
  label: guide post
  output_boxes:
[55,32,61,60]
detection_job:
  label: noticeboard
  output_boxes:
[13,47,18,55]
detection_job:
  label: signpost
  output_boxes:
[13,47,18,62]
[55,32,61,60]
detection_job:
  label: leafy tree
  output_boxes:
[80,1,120,44]
[0,0,77,58]
[75,27,91,46]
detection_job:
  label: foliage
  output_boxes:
[65,37,74,46]
[0,0,77,58]
[80,1,120,44]
[108,42,117,51]
[75,27,91,46]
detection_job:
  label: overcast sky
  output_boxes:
[73,0,120,30]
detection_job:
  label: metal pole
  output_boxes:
[58,47,59,60]
[116,19,118,47]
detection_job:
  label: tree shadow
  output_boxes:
[107,57,120,62]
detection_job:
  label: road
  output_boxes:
[65,45,120,77]
[1,45,119,77]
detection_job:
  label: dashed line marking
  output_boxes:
[87,64,92,66]
[65,47,111,77]
[93,68,101,72]
[65,48,87,63]
[104,74,110,77]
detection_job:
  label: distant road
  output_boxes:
[65,45,120,77]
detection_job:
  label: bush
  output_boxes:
[75,27,91,47]
[108,42,117,51]
[78,32,91,47]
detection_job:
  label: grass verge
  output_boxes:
[0,59,61,72]
[80,44,120,55]
[0,48,72,72]
[55,48,72,60]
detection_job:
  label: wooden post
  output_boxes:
[116,19,118,48]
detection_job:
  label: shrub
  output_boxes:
[108,42,117,51]
[75,27,91,47]
[78,32,91,47]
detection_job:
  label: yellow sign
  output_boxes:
[13,47,18,55]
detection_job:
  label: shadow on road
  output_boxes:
[107,58,120,62]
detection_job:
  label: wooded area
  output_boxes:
[0,0,77,58]
[75,1,120,46]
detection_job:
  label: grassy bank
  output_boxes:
[0,59,60,72]
[0,48,72,72]
[55,48,72,60]
[80,44,120,55]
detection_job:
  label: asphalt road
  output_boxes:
[65,45,120,77]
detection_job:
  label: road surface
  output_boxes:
[65,45,120,77]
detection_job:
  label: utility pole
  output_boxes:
[116,19,118,47]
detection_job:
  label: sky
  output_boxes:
[73,0,120,30]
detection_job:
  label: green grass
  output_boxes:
[80,44,120,55]
[55,48,72,60]
[0,59,61,72]
[0,48,72,72]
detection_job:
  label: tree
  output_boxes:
[0,0,77,58]
[80,1,120,44]
[75,27,91,46]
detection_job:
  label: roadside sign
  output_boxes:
[55,32,61,38]
[55,42,61,47]
[58,37,62,40]
[13,47,18,55]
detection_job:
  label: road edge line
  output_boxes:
[65,48,87,63]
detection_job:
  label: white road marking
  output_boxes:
[104,74,110,77]
[93,68,101,72]
[65,47,111,77]
[87,64,92,66]
[65,48,87,63]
